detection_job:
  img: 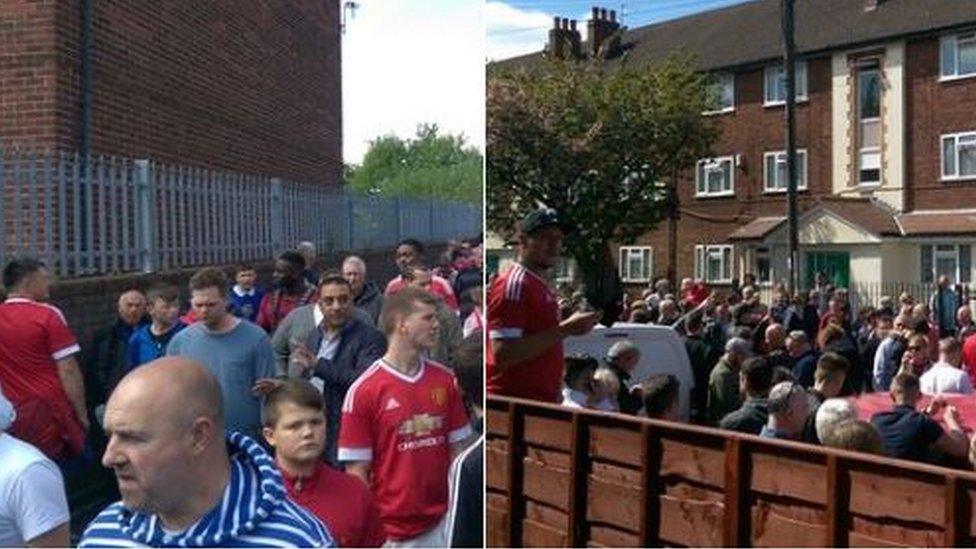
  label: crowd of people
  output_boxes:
[0,236,485,547]
[488,207,976,473]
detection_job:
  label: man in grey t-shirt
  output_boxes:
[167,268,275,439]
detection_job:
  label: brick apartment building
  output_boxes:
[494,0,976,294]
[0,0,341,184]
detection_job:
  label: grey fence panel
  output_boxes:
[0,146,482,278]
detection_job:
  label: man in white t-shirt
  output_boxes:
[920,337,973,395]
[0,384,70,547]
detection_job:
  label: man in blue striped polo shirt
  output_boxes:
[79,357,334,547]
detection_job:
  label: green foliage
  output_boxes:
[487,56,719,318]
[347,124,483,203]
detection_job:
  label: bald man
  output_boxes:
[80,357,334,547]
[85,289,148,421]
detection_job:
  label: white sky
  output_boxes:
[342,1,485,164]
[486,1,590,62]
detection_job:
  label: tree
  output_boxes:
[487,56,719,323]
[346,124,482,203]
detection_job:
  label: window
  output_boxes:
[695,245,733,283]
[705,73,735,113]
[764,61,808,105]
[755,247,772,285]
[941,32,976,80]
[856,61,882,185]
[695,156,735,197]
[554,257,577,283]
[941,132,976,180]
[920,244,972,283]
[763,150,808,192]
[619,247,653,283]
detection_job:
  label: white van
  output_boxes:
[563,323,694,420]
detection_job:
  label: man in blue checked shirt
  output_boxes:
[79,357,334,548]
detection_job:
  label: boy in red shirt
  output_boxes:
[262,379,385,548]
[338,287,471,546]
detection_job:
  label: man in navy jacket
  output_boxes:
[271,274,386,465]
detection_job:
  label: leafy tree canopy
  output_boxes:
[346,124,483,204]
[487,55,719,320]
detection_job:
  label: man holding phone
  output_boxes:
[486,208,601,403]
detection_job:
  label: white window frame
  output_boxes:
[763,60,808,106]
[554,257,577,284]
[695,156,735,198]
[763,149,808,193]
[695,245,734,284]
[941,131,976,181]
[618,246,653,283]
[920,243,972,284]
[940,31,976,82]
[704,72,735,115]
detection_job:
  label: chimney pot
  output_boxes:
[553,16,560,29]
[570,19,577,31]
[600,8,608,20]
[561,17,569,29]
[610,9,616,22]
[591,6,599,20]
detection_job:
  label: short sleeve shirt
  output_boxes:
[0,299,83,458]
[871,405,945,463]
[0,433,70,546]
[338,359,471,541]
[485,263,562,403]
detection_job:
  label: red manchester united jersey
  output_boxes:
[486,263,563,403]
[338,359,471,541]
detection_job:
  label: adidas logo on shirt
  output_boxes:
[384,398,401,411]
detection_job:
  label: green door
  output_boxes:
[804,251,850,288]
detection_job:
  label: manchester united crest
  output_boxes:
[430,386,448,406]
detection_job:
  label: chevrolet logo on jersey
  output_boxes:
[398,413,444,437]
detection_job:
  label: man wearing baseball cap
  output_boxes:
[486,208,601,403]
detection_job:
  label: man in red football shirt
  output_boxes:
[0,257,88,462]
[263,379,385,547]
[486,208,601,403]
[256,251,317,333]
[338,287,471,547]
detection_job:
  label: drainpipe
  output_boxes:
[78,0,93,258]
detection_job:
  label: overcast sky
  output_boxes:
[487,0,750,62]
[342,0,485,164]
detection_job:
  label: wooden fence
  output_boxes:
[487,395,976,547]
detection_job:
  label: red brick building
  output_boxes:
[0,0,341,184]
[498,0,976,293]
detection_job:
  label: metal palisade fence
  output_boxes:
[0,146,482,278]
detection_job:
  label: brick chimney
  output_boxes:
[587,6,621,58]
[547,17,582,60]
[864,0,887,11]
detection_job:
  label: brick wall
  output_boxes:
[0,0,60,146]
[624,56,834,284]
[905,34,976,211]
[2,0,341,185]
[55,244,448,349]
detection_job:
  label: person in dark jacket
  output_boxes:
[277,275,387,465]
[603,340,644,415]
[819,323,863,395]
[783,290,820,344]
[85,289,148,421]
[446,333,483,548]
[684,314,717,423]
[787,330,820,388]
[342,255,383,326]
[719,357,772,435]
